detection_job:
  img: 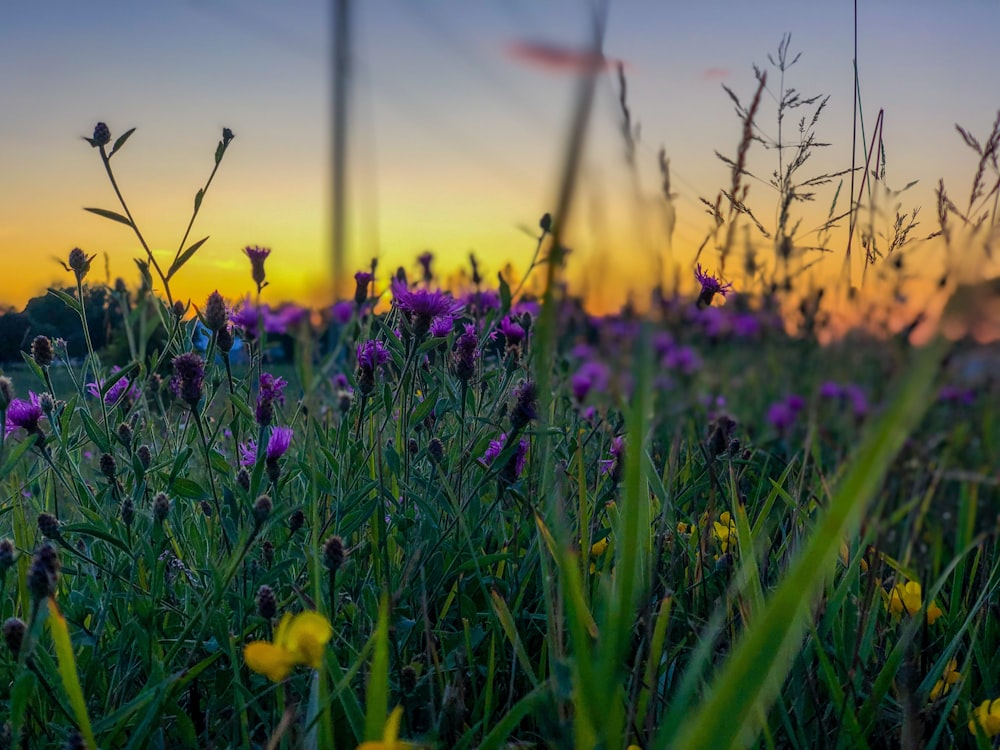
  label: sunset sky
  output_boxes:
[2,1,998,316]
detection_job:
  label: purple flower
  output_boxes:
[819,381,843,399]
[393,284,464,339]
[239,439,257,466]
[498,316,525,345]
[843,384,869,418]
[662,345,701,375]
[243,245,271,291]
[452,323,479,383]
[330,300,354,325]
[170,353,205,409]
[357,340,390,371]
[356,340,391,396]
[694,264,733,308]
[5,393,44,438]
[266,426,293,461]
[697,305,729,337]
[786,394,806,413]
[599,436,625,482]
[256,372,288,426]
[462,289,500,313]
[571,360,610,402]
[767,402,795,432]
[479,432,529,481]
[430,315,455,338]
[86,366,140,406]
[731,313,761,338]
[230,300,261,339]
[480,433,508,465]
[354,270,373,305]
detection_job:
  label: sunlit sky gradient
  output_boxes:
[2,1,998,319]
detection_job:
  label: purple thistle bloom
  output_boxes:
[417,251,434,283]
[5,393,44,438]
[357,340,390,371]
[170,353,205,409]
[452,323,479,383]
[694,264,733,308]
[230,300,261,339]
[731,313,761,338]
[266,426,293,461]
[819,381,843,399]
[767,401,796,432]
[843,384,869,418]
[571,360,610,402]
[86,366,140,406]
[256,372,288,426]
[462,288,501,313]
[239,439,257,466]
[393,282,464,340]
[331,300,354,325]
[599,436,625,482]
[480,433,507,465]
[243,245,271,291]
[498,316,525,345]
[354,270,373,305]
[786,394,806,413]
[662,345,702,375]
[430,315,455,338]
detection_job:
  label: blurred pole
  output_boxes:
[331,0,351,302]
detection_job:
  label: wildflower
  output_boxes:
[263,426,294,483]
[357,340,391,396]
[86,366,140,407]
[887,580,943,625]
[37,512,61,540]
[694,263,733,308]
[120,497,135,528]
[417,250,434,283]
[662,345,701,375]
[152,492,171,524]
[136,444,152,470]
[65,247,96,284]
[288,509,305,535]
[217,324,235,353]
[238,440,258,467]
[498,315,525,347]
[540,212,552,233]
[203,290,228,332]
[0,376,12,411]
[590,536,610,557]
[2,617,26,657]
[89,122,111,148]
[713,511,737,554]
[429,315,454,339]
[571,360,610,402]
[969,699,1000,738]
[479,433,529,480]
[767,395,804,433]
[170,352,205,410]
[31,336,54,368]
[392,282,463,341]
[257,585,277,620]
[222,127,235,146]
[428,437,445,465]
[323,535,346,572]
[255,372,288,426]
[357,705,417,750]
[99,453,117,482]
[509,380,537,434]
[5,393,45,440]
[230,300,262,339]
[451,323,479,384]
[354,270,373,306]
[243,245,271,293]
[253,494,273,525]
[27,542,60,601]
[929,658,961,700]
[243,610,333,682]
[598,436,625,484]
[331,300,354,325]
[0,538,15,574]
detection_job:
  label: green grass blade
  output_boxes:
[666,338,945,750]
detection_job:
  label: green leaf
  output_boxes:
[84,207,133,227]
[498,271,512,313]
[215,141,225,165]
[409,390,437,425]
[166,236,209,280]
[78,409,111,454]
[194,188,204,214]
[9,670,36,743]
[108,127,136,158]
[364,594,391,742]
[171,477,208,500]
[48,287,83,314]
[0,434,38,482]
[48,598,97,749]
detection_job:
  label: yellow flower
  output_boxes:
[887,581,943,625]
[244,611,333,682]
[968,698,1000,738]
[358,705,417,750]
[713,511,736,553]
[590,537,609,557]
[930,658,961,700]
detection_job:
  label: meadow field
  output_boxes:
[2,35,1000,750]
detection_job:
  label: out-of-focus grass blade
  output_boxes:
[48,597,97,749]
[666,338,946,750]
[363,593,390,742]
